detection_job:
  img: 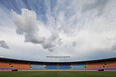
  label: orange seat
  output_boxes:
[105,62,116,68]
[0,62,12,69]
[85,63,104,69]
[12,63,31,69]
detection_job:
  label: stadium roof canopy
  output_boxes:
[0,57,116,64]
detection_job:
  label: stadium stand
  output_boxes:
[105,61,116,68]
[104,61,116,70]
[46,64,57,69]
[31,64,45,70]
[85,63,104,69]
[0,62,12,69]
[71,64,86,70]
[12,63,31,69]
[0,57,116,71]
[59,65,70,69]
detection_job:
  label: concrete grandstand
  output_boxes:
[0,57,116,71]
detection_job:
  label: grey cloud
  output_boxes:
[12,9,61,51]
[82,0,108,15]
[1,0,116,61]
[42,39,55,49]
[0,40,9,49]
[72,41,77,47]
[41,31,61,50]
[112,43,116,51]
[49,31,59,41]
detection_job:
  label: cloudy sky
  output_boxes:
[0,0,116,62]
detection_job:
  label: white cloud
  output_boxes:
[82,0,109,15]
[11,8,61,51]
[0,0,116,61]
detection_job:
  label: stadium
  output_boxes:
[0,57,116,71]
[0,57,116,77]
[0,0,116,77]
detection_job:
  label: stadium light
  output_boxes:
[46,56,70,58]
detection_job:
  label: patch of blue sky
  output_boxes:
[0,0,49,23]
[0,0,20,14]
[49,0,57,15]
[22,0,48,23]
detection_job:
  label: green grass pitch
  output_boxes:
[0,71,116,77]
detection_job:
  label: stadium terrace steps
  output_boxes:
[31,64,71,70]
[71,64,86,70]
[85,63,105,69]
[105,62,116,68]
[0,62,31,69]
[85,61,116,70]
[46,65,57,69]
[59,65,70,69]
[0,62,12,69]
[31,64,45,70]
[0,61,116,70]
[11,63,31,69]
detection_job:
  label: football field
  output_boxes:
[0,71,116,77]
